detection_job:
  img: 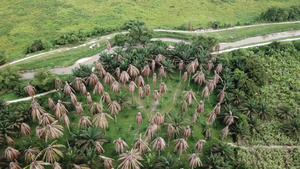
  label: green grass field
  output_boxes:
[1,0,299,60]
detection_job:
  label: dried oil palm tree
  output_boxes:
[48,98,55,111]
[144,84,151,103]
[54,100,69,119]
[111,81,120,93]
[6,136,14,146]
[80,83,87,95]
[5,147,20,161]
[192,70,205,93]
[128,81,137,95]
[221,126,229,139]
[117,149,143,169]
[173,138,188,158]
[120,71,130,84]
[158,66,166,82]
[183,72,188,82]
[136,112,143,128]
[153,112,164,126]
[213,103,221,115]
[87,73,99,86]
[39,140,65,163]
[183,90,197,106]
[104,73,115,85]
[152,137,166,157]
[93,81,104,95]
[92,113,113,135]
[31,100,46,121]
[41,121,64,142]
[96,141,105,155]
[193,110,198,125]
[117,55,122,62]
[24,147,39,163]
[87,92,92,105]
[141,65,151,81]
[73,77,85,91]
[70,93,78,105]
[108,101,121,124]
[9,162,22,169]
[216,63,222,74]
[167,124,176,146]
[152,73,157,86]
[155,54,165,64]
[189,153,202,169]
[179,60,184,79]
[21,122,31,136]
[101,92,111,104]
[61,114,70,132]
[24,83,36,97]
[113,138,129,154]
[138,87,143,100]
[106,40,111,50]
[158,82,167,103]
[206,111,216,123]
[183,126,191,140]
[136,75,145,87]
[90,102,103,114]
[217,86,225,103]
[201,86,210,99]
[95,61,103,72]
[99,67,107,78]
[207,60,213,72]
[55,78,63,90]
[28,160,51,169]
[151,60,156,73]
[145,123,157,142]
[211,55,217,62]
[153,90,159,103]
[127,64,140,79]
[36,126,44,140]
[212,70,220,85]
[100,156,114,169]
[73,164,90,169]
[39,113,55,126]
[187,61,195,86]
[75,102,83,115]
[224,111,238,126]
[78,116,92,129]
[204,125,211,139]
[195,139,206,152]
[134,134,150,154]
[207,80,215,93]
[115,67,121,80]
[180,100,188,115]
[64,81,74,95]
[194,58,199,69]
[196,101,204,114]
[53,162,62,169]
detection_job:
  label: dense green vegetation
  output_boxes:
[1,0,298,60]
[260,5,300,22]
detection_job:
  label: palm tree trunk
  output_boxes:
[179,70,181,80]
[115,115,117,124]
[197,85,200,94]
[161,76,162,83]
[158,149,161,157]
[188,73,191,86]
[168,137,170,147]
[105,128,107,136]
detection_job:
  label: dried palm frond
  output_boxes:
[152,73,157,85]
[158,66,166,78]
[141,65,151,78]
[224,111,238,126]
[36,126,44,140]
[152,137,166,157]
[144,84,150,97]
[179,60,184,70]
[216,63,222,74]
[183,71,188,82]
[61,114,70,132]
[151,60,156,72]
[113,138,129,154]
[31,100,46,121]
[189,153,202,168]
[54,100,69,119]
[194,58,199,70]
[195,139,206,152]
[101,92,111,104]
[88,73,99,86]
[173,138,188,157]
[64,81,74,95]
[115,67,121,80]
[155,54,165,64]
[128,81,137,94]
[145,123,157,142]
[75,102,83,115]
[183,90,197,105]
[106,40,111,50]
[5,147,20,161]
[95,61,103,72]
[134,134,150,154]
[93,113,113,132]
[104,73,115,85]
[212,70,220,84]
[93,81,105,95]
[90,102,103,114]
[221,126,229,139]
[153,112,164,126]
[72,77,85,91]
[201,86,210,99]
[153,90,159,102]
[48,98,55,111]
[207,60,213,71]
[136,112,143,126]
[108,101,121,123]
[24,147,39,163]
[99,67,107,78]
[53,162,62,169]
[127,64,140,78]
[39,113,55,126]
[196,101,204,114]
[21,122,31,136]
[138,87,143,99]
[9,162,22,169]
[182,126,191,140]
[78,116,92,129]
[206,111,216,123]
[136,75,145,87]
[87,92,92,104]
[217,86,225,103]
[6,136,14,146]
[120,71,130,84]
[100,156,114,169]
[111,81,120,93]
[55,78,63,90]
[24,83,36,97]
[70,92,77,105]
[96,141,105,155]
[207,80,216,92]
[80,83,87,95]
[40,140,65,163]
[41,121,64,142]
[213,103,221,115]
[117,149,143,169]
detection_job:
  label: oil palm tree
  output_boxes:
[167,124,176,146]
[108,101,121,124]
[88,73,99,86]
[187,61,195,86]
[111,81,120,93]
[195,139,206,152]
[173,138,188,158]
[156,153,180,169]
[61,114,70,132]
[153,90,159,103]
[27,160,51,169]
[73,77,85,91]
[141,65,151,81]
[104,73,115,85]
[155,54,165,64]
[78,116,92,129]
[113,138,129,154]
[91,102,103,115]
[207,60,213,71]
[183,90,197,106]
[189,153,202,169]
[153,112,164,133]
[151,60,156,73]
[120,71,130,84]
[98,67,107,79]
[201,86,210,99]
[145,123,157,142]
[41,121,64,142]
[80,83,87,95]
[207,80,216,92]
[36,126,44,140]
[216,63,222,74]
[93,81,104,95]
[9,162,22,169]
[152,137,166,157]
[152,73,157,86]
[95,61,103,72]
[179,100,188,115]
[182,126,191,140]
[95,141,105,155]
[224,111,238,126]
[221,126,229,140]
[206,111,216,123]
[136,75,145,87]
[179,60,184,79]
[92,113,113,135]
[100,156,114,169]
[55,78,63,90]
[31,100,46,121]
[213,103,221,115]
[118,149,143,169]
[192,70,205,93]
[70,93,77,105]
[115,67,121,80]
[64,81,74,95]
[5,147,20,161]
[38,140,65,163]
[128,81,137,95]
[212,70,221,84]
[87,92,92,105]
[48,98,55,111]
[203,123,211,139]
[136,112,143,128]
[217,86,225,103]
[6,135,14,146]
[158,66,166,82]
[106,40,111,50]
[53,162,62,169]
[21,122,31,136]
[144,84,151,103]
[24,83,36,97]
[75,102,83,115]
[196,101,204,114]
[158,82,167,103]
[39,113,55,126]
[127,64,140,79]
[138,87,143,100]
[101,92,111,104]
[134,134,150,154]
[54,100,69,119]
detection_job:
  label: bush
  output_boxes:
[260,6,300,22]
[31,69,56,91]
[72,64,92,78]
[26,39,53,54]
[0,66,21,90]
[123,20,145,30]
[0,50,7,65]
[113,34,127,46]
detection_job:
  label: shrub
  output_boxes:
[30,69,56,91]
[72,64,92,78]
[26,39,53,54]
[0,50,7,65]
[260,6,300,22]
[0,66,21,90]
[113,34,127,46]
[123,20,145,30]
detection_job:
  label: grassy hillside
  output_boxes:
[0,0,299,60]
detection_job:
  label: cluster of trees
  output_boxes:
[260,5,300,22]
